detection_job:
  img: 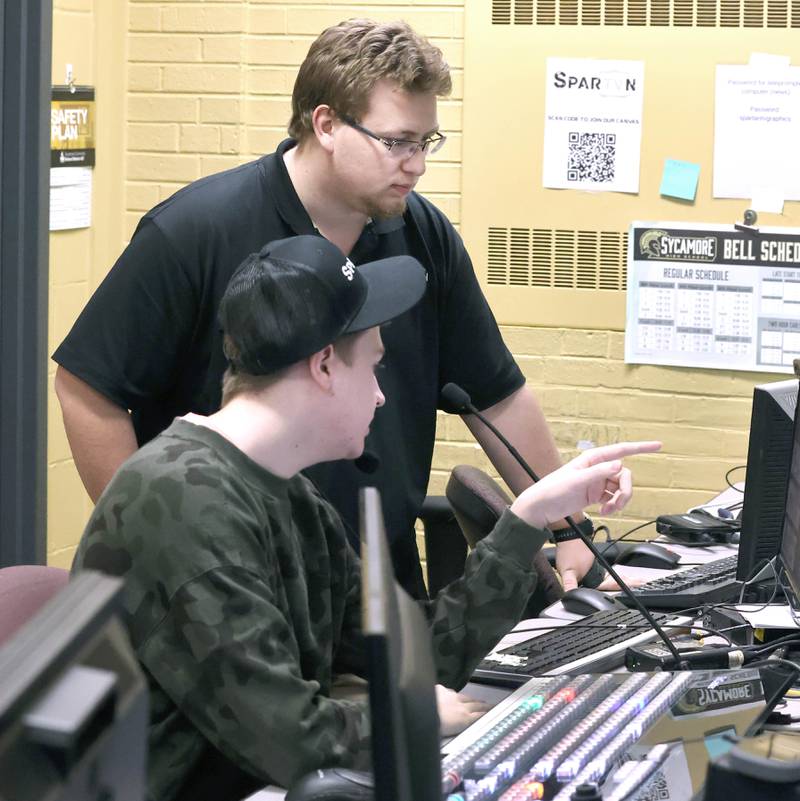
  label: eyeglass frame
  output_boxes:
[338,114,446,159]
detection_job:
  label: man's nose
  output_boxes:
[402,147,427,177]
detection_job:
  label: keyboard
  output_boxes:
[618,554,741,610]
[472,608,689,687]
[441,667,779,801]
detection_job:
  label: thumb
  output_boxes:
[581,459,622,484]
[560,568,579,592]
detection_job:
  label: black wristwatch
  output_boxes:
[551,516,594,544]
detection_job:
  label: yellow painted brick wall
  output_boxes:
[123,0,465,579]
[429,327,785,550]
[48,0,98,569]
[48,1,126,567]
[48,1,788,578]
[123,0,464,238]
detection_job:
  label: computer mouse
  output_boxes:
[561,587,623,615]
[286,768,374,801]
[612,542,681,570]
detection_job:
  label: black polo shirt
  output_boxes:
[54,139,524,597]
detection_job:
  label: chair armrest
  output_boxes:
[418,496,467,598]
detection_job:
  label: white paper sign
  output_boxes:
[49,166,92,231]
[714,64,800,200]
[543,57,645,194]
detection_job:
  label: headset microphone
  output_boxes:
[354,450,380,474]
[440,382,695,669]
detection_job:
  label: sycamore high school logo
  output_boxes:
[341,259,356,281]
[672,677,763,717]
[639,229,717,262]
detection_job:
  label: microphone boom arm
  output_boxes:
[441,382,687,668]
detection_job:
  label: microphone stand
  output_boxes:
[441,382,690,669]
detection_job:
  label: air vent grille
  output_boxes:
[487,228,627,289]
[491,0,799,24]
[493,0,512,23]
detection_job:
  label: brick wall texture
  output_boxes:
[49,0,785,570]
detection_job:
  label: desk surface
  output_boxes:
[244,537,793,799]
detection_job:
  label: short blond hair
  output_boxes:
[289,19,451,142]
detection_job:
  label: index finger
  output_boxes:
[579,441,662,466]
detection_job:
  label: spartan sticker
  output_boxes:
[640,229,668,258]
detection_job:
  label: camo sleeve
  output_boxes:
[424,507,550,690]
[137,564,372,789]
[332,531,367,678]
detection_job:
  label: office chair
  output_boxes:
[0,565,69,646]
[417,495,469,597]
[444,465,564,618]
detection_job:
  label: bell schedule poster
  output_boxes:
[625,222,800,372]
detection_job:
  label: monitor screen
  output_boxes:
[780,399,800,604]
[0,571,148,801]
[737,378,800,582]
[360,487,441,801]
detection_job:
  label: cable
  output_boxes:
[745,656,800,680]
[659,534,725,549]
[724,465,746,490]
[736,557,778,606]
[593,519,659,559]
[777,565,800,629]
[509,621,734,646]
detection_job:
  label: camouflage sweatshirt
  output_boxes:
[72,419,548,801]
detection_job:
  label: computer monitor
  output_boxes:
[736,378,800,582]
[780,398,800,606]
[0,571,148,801]
[360,487,441,801]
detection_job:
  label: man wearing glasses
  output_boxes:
[54,18,599,598]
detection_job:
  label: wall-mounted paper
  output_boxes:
[751,186,785,214]
[542,58,645,194]
[50,166,91,231]
[714,64,800,200]
[749,52,791,68]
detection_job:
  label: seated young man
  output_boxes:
[71,235,659,801]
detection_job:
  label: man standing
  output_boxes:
[54,18,597,597]
[71,235,657,800]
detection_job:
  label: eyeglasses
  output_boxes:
[339,115,446,159]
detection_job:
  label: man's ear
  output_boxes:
[311,105,336,154]
[308,344,336,391]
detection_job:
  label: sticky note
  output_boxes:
[660,159,700,201]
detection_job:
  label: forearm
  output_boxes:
[54,366,138,502]
[424,509,548,689]
[464,384,584,525]
[465,383,597,589]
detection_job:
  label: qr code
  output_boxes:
[567,131,616,182]
[633,769,670,801]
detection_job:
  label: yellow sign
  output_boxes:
[51,86,95,167]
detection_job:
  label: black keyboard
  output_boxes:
[473,608,678,687]
[618,554,741,610]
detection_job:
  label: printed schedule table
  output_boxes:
[626,222,800,373]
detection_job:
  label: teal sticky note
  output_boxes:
[660,159,701,201]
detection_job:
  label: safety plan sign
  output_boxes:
[50,86,94,231]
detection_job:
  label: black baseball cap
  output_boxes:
[219,235,427,375]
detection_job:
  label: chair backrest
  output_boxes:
[446,465,563,617]
[0,565,70,646]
